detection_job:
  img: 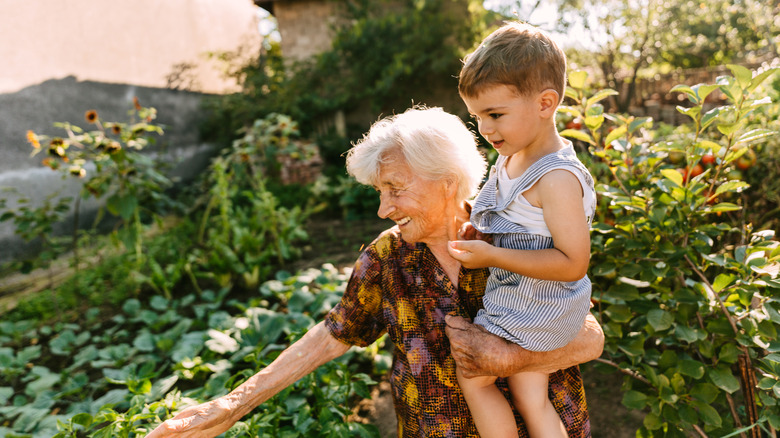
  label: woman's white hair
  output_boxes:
[346,106,487,203]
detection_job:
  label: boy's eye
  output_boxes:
[489,113,502,119]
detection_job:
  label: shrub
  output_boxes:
[560,64,780,436]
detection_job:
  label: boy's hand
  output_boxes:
[447,239,494,269]
[457,221,492,243]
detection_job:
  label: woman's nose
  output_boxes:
[377,193,394,219]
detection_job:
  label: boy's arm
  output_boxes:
[448,170,590,282]
[445,313,604,376]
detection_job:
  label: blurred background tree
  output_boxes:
[525,0,779,111]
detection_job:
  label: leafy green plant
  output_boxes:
[24,101,173,262]
[0,189,73,275]
[192,114,324,292]
[0,264,387,437]
[561,65,780,436]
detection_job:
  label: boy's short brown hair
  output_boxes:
[458,21,567,102]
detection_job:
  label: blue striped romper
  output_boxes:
[471,144,596,352]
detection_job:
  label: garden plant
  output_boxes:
[0,52,779,438]
[560,64,780,436]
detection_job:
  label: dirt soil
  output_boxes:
[297,218,644,437]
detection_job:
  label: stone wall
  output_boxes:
[0,0,262,263]
[271,0,340,63]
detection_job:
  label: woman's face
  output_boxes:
[374,152,452,246]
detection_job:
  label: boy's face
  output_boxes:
[461,84,547,159]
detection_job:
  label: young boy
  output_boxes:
[447,22,596,437]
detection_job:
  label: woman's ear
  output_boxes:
[538,89,560,117]
[444,177,458,199]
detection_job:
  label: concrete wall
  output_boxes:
[0,0,262,263]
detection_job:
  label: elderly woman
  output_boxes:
[147,107,603,438]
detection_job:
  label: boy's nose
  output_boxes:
[478,120,494,136]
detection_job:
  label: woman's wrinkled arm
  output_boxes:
[445,313,604,377]
[145,322,351,438]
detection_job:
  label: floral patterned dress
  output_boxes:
[324,227,591,437]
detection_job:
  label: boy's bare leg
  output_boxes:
[507,372,568,438]
[456,367,518,438]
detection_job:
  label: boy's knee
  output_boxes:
[512,391,552,414]
[456,371,496,391]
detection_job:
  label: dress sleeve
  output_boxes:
[324,243,387,347]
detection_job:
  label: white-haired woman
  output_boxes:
[147,107,603,438]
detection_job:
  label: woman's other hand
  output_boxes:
[445,313,604,377]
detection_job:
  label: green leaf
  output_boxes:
[712,273,735,293]
[677,105,701,120]
[70,412,94,427]
[647,309,673,331]
[557,105,582,118]
[584,115,604,131]
[765,303,780,324]
[718,343,740,364]
[660,169,684,187]
[708,366,740,393]
[734,128,776,147]
[697,139,722,155]
[658,350,677,369]
[763,353,780,364]
[560,129,595,145]
[564,87,579,102]
[106,194,139,220]
[604,124,627,146]
[585,89,618,107]
[568,70,588,89]
[622,390,648,410]
[678,359,705,378]
[715,181,750,196]
[747,67,779,92]
[618,336,645,358]
[675,325,699,343]
[717,119,748,137]
[604,304,633,323]
[678,403,698,425]
[671,84,697,102]
[728,64,752,88]
[149,295,169,311]
[693,400,722,427]
[628,117,652,133]
[706,202,741,213]
[690,383,719,403]
[692,84,721,102]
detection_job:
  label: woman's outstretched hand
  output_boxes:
[145,396,238,438]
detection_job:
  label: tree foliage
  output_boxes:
[501,0,780,111]
[203,0,491,148]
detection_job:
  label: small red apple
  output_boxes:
[668,150,685,164]
[688,164,704,178]
[736,149,756,170]
[566,118,583,130]
[701,154,716,166]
